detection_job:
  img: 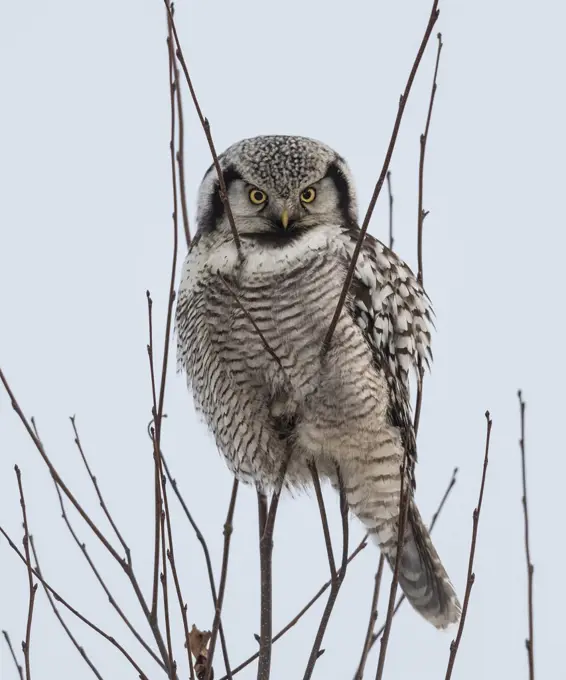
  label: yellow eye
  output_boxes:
[300,187,316,203]
[249,188,267,205]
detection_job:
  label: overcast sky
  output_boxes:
[1,1,565,679]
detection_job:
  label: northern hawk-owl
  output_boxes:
[176,135,461,628]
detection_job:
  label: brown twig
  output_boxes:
[354,556,385,680]
[0,371,175,676]
[51,476,165,671]
[2,630,24,680]
[518,391,535,680]
[167,3,191,248]
[309,464,337,578]
[386,171,394,250]
[159,461,196,680]
[413,33,442,436]
[160,453,233,675]
[444,412,492,680]
[374,456,410,680]
[302,466,349,680]
[322,0,440,354]
[205,479,239,680]
[14,466,37,680]
[147,292,163,624]
[160,508,176,679]
[219,535,368,680]
[69,416,131,565]
[257,451,292,680]
[29,536,105,680]
[163,0,241,253]
[0,526,150,680]
[417,32,443,287]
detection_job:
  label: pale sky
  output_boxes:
[1,1,565,679]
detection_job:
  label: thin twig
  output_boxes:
[164,0,241,252]
[167,3,191,248]
[206,480,239,680]
[309,463,337,578]
[354,556,384,680]
[518,391,535,680]
[257,451,292,680]
[15,466,37,680]
[160,508,176,679]
[374,456,410,680]
[444,412,492,680]
[159,453,197,680]
[0,527,150,680]
[160,453,233,674]
[29,536,105,680]
[322,0,440,354]
[219,536,368,680]
[69,416,132,565]
[413,33,442,436]
[147,292,163,624]
[51,477,165,670]
[2,631,24,680]
[302,466,349,680]
[417,32,443,286]
[0,372,175,676]
[386,171,394,250]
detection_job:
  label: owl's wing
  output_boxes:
[341,228,434,482]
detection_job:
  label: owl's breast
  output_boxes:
[202,230,360,405]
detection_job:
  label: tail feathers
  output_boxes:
[387,502,461,629]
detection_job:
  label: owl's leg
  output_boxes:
[327,437,460,629]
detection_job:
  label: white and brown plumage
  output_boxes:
[176,135,460,628]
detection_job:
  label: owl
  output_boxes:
[176,135,460,628]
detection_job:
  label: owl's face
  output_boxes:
[195,136,358,243]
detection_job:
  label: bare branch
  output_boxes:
[322,0,440,353]
[163,0,241,252]
[160,453,233,674]
[206,479,239,680]
[2,630,24,680]
[167,3,191,248]
[14,466,37,680]
[29,536,105,680]
[374,456,410,680]
[417,32,443,286]
[160,508,176,679]
[444,412,492,679]
[0,369,123,562]
[0,374,176,675]
[159,458,196,680]
[309,463,337,578]
[354,556,384,680]
[69,416,131,565]
[0,526,150,680]
[386,171,394,250]
[220,536,367,680]
[50,477,165,670]
[257,451,292,680]
[302,466,349,680]
[518,391,535,680]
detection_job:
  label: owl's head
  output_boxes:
[195,135,358,243]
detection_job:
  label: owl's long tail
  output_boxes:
[336,464,461,629]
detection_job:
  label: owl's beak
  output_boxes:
[280,209,289,229]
